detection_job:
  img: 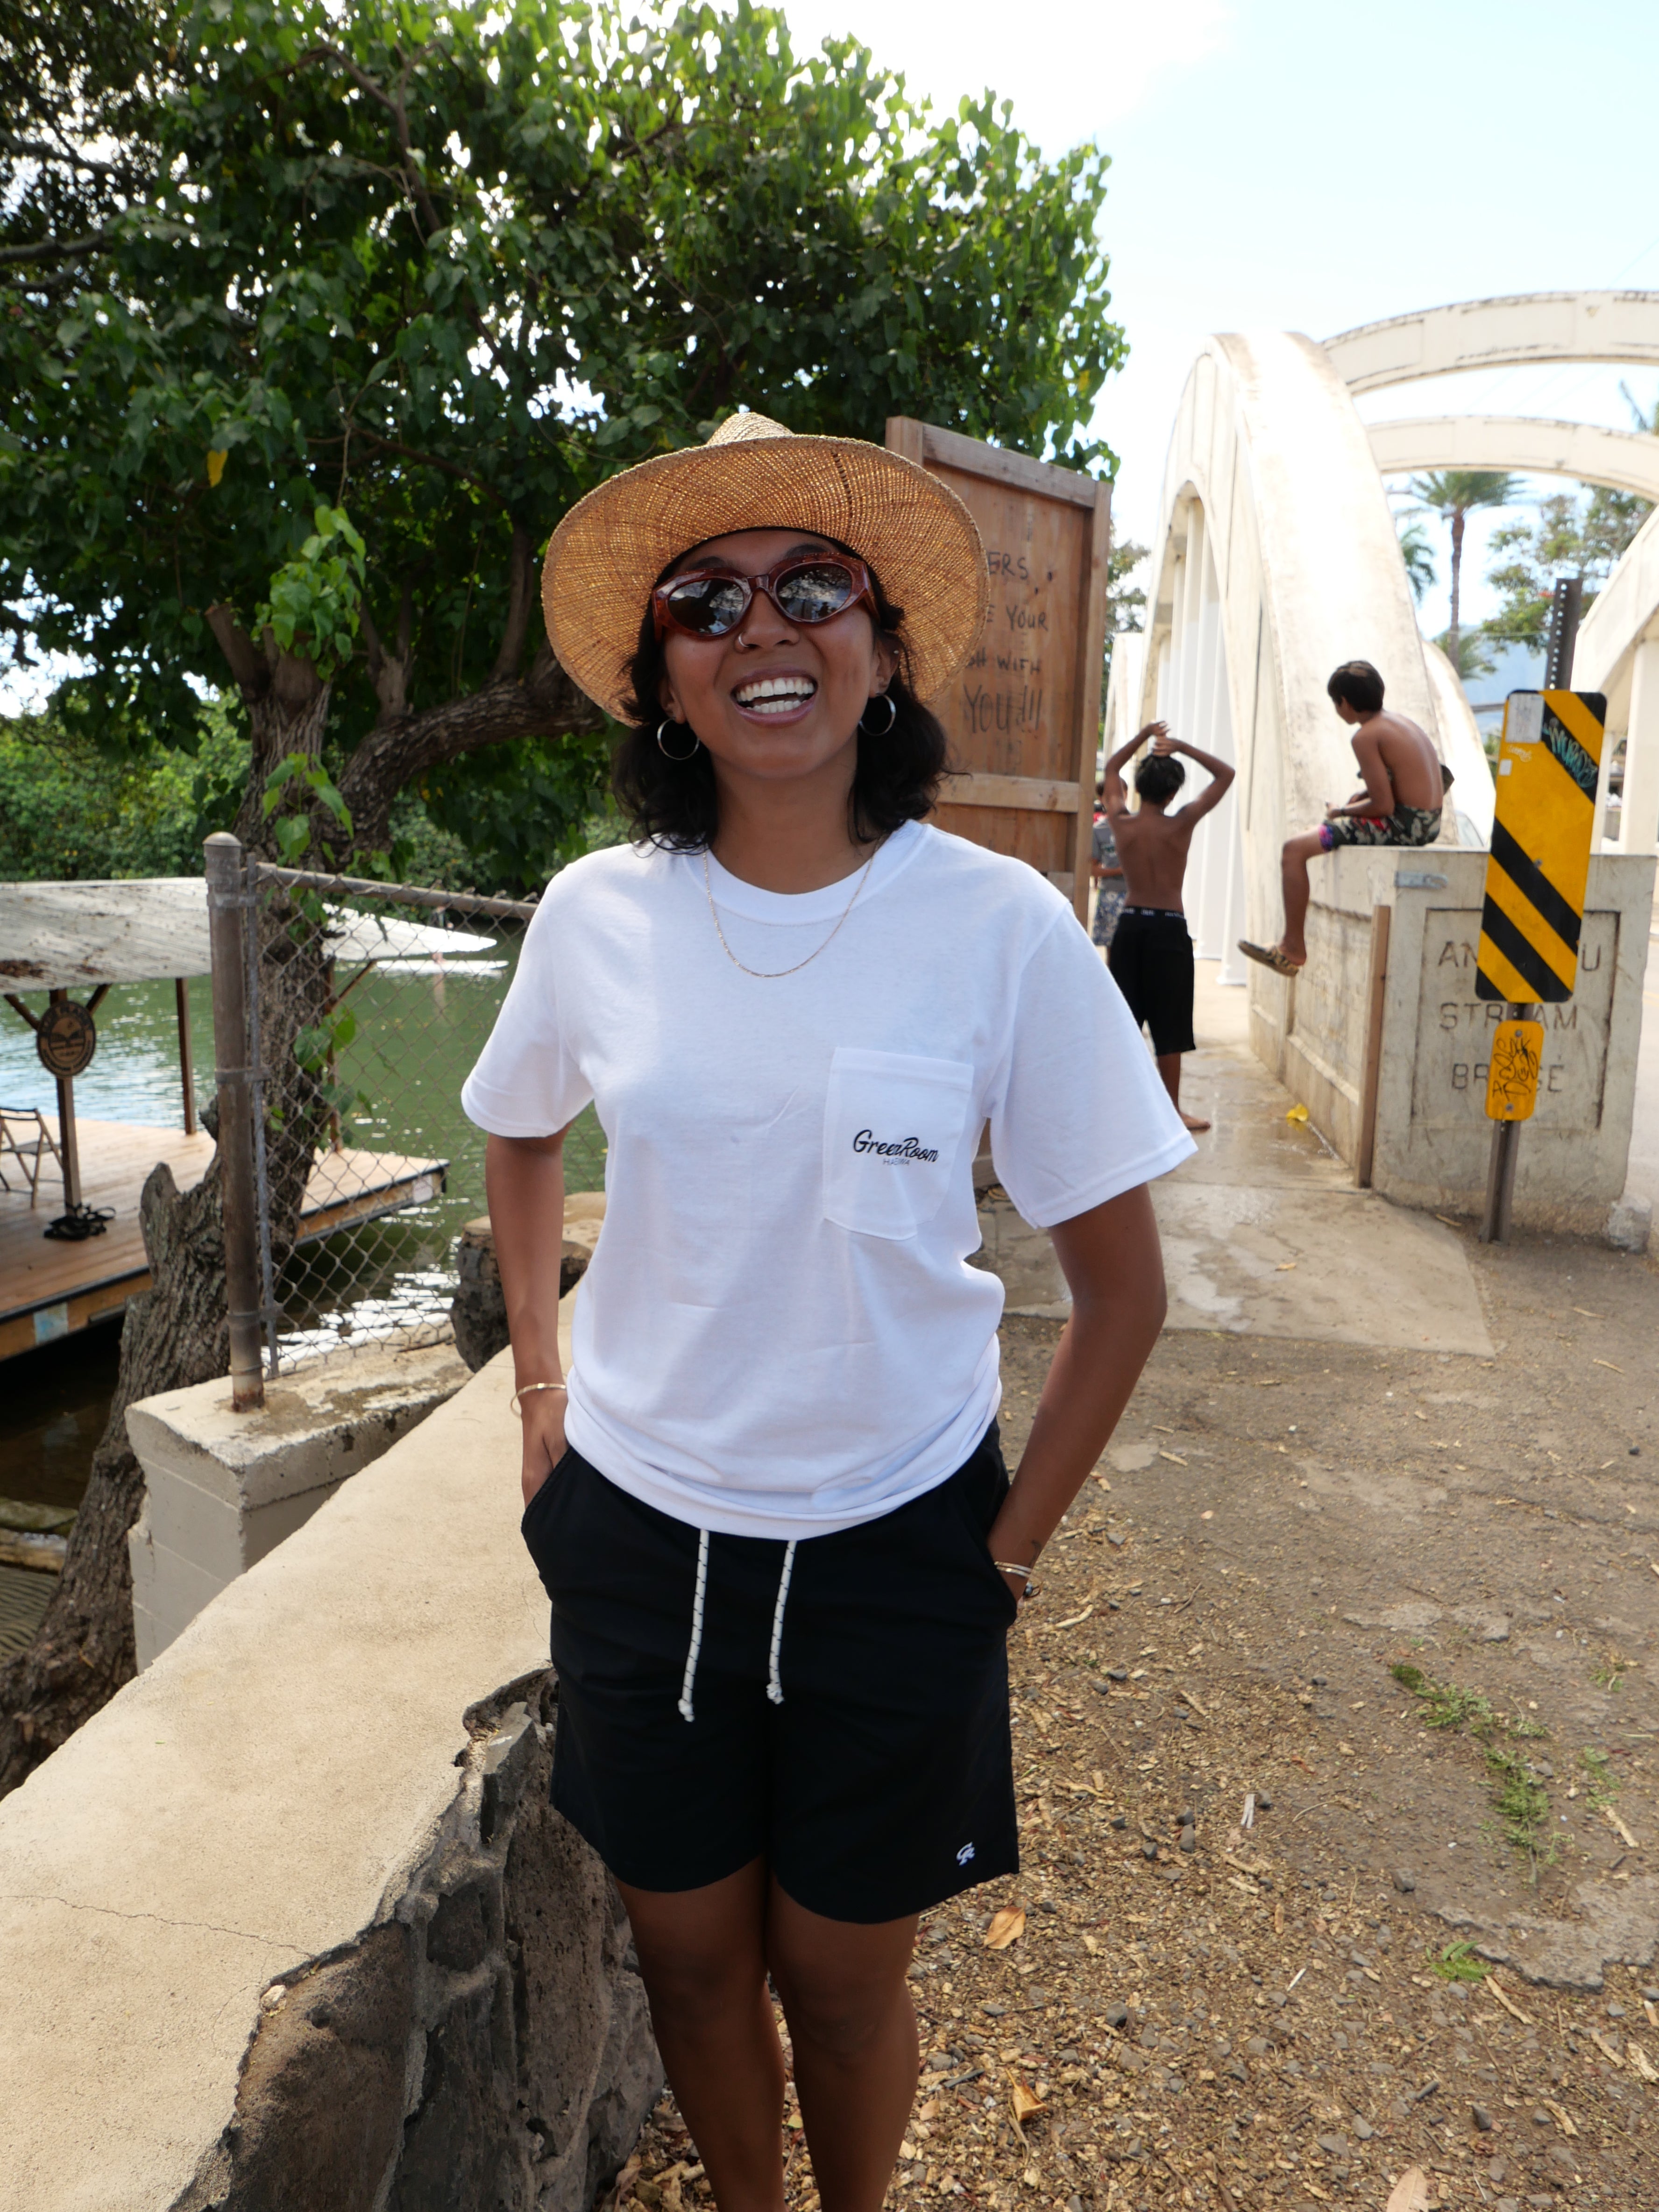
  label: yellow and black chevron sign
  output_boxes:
[1475,689,1607,1005]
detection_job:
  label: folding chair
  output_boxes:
[0,1107,64,1208]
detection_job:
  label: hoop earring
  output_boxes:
[859,693,898,736]
[656,718,702,762]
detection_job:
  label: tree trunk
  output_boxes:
[0,625,336,1802]
[1449,508,1465,672]
[0,1158,228,1790]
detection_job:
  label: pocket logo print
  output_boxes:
[851,1130,940,1163]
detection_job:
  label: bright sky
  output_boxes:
[780,0,1659,638]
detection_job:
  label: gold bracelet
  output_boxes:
[510,1382,568,1417]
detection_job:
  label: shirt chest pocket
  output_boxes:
[822,1047,974,1241]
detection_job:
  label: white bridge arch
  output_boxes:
[1109,291,1659,989]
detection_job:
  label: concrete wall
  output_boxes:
[0,1342,660,2212]
[1251,847,1656,1235]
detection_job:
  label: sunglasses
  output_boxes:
[652,554,877,641]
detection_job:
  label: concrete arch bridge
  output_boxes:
[1107,292,1659,1234]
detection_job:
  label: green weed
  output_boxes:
[1427,1939,1491,1985]
[1582,1747,1618,1811]
[1592,1651,1631,1692]
[1390,1662,1558,1880]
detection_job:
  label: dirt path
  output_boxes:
[626,1224,1659,2212]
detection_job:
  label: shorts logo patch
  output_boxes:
[956,1842,975,1865]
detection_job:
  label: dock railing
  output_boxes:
[206,833,606,1390]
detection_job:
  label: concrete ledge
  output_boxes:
[127,1331,471,1668]
[0,1319,657,2211]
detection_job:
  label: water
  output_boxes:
[0,942,605,1509]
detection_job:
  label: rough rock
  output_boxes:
[171,1677,661,2212]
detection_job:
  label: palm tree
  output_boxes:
[1407,471,1523,668]
[1397,519,1436,604]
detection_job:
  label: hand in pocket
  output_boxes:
[521,1394,568,1510]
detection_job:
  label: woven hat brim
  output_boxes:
[542,434,989,721]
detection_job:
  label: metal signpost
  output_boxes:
[1476,576,1603,1242]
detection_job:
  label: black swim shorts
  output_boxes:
[521,1425,1020,1924]
[1107,906,1196,1057]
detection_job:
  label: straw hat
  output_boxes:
[542,413,989,721]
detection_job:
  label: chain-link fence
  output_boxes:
[210,839,603,1384]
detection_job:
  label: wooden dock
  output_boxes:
[1,1119,447,1363]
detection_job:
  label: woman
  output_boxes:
[1090,780,1127,951]
[463,412,1191,2212]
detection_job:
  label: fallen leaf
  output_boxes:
[1385,2166,1436,2212]
[984,1906,1026,1950]
[1628,2041,1659,2084]
[1543,2098,1578,2137]
[1486,1976,1533,2027]
[1009,2081,1046,2123]
[1082,1933,1099,1954]
[1590,2027,1627,2069]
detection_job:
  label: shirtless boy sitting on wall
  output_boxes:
[1100,720,1235,1134]
[1240,659,1448,977]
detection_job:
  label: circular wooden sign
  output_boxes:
[36,1000,98,1079]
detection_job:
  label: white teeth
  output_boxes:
[734,674,816,711]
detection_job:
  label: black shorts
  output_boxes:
[1108,906,1196,1056]
[521,1426,1020,1924]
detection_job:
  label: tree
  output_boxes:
[1432,624,1495,682]
[1397,518,1437,605]
[0,0,1129,1792]
[1485,487,1652,652]
[1406,471,1522,669]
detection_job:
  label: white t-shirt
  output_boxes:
[462,821,1192,1538]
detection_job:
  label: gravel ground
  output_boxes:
[617,1226,1659,2212]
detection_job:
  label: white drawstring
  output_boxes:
[678,1529,710,1723]
[678,1530,799,1721]
[766,1540,798,1706]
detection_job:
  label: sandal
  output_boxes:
[1237,940,1305,977]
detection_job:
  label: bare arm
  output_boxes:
[985,1184,1167,1595]
[485,1127,571,1506]
[1101,720,1169,814]
[1154,733,1235,824]
[1327,730,1394,818]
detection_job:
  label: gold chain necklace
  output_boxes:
[702,843,882,979]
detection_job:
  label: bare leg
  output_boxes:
[1278,830,1326,963]
[1156,1051,1209,1134]
[618,1860,787,2212]
[767,1879,919,2212]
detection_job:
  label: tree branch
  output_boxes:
[204,604,268,698]
[489,525,535,682]
[340,428,509,510]
[0,231,111,265]
[339,648,603,854]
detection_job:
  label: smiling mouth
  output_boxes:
[733,674,818,716]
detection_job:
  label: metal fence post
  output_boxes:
[205,832,264,1411]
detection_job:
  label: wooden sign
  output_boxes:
[885,418,1111,923]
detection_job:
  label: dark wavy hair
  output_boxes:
[612,541,948,850]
